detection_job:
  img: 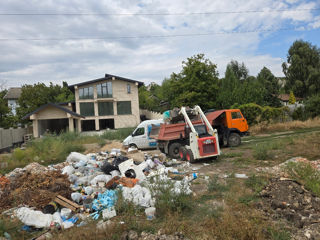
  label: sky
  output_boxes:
[0,0,319,88]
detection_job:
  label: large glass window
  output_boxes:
[80,103,94,116]
[98,102,114,116]
[117,101,131,115]
[97,82,112,98]
[79,86,93,99]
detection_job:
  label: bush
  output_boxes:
[101,127,135,141]
[238,103,262,125]
[292,106,307,121]
[253,143,275,160]
[305,94,320,118]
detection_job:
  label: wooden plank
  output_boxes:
[56,195,80,209]
[54,197,77,212]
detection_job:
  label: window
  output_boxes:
[79,87,93,99]
[80,102,94,116]
[117,101,131,115]
[98,102,114,116]
[97,82,112,98]
[231,111,242,119]
[133,127,144,136]
[127,84,131,93]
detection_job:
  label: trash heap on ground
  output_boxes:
[0,147,197,238]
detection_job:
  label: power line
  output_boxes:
[0,8,319,16]
[0,27,313,41]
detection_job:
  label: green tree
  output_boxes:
[289,91,296,104]
[304,94,320,118]
[282,40,320,98]
[257,67,281,106]
[161,54,219,110]
[17,82,74,120]
[228,60,249,81]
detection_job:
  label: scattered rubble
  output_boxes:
[120,230,188,240]
[258,178,320,239]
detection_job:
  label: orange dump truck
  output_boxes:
[150,109,249,159]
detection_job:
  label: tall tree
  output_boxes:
[257,67,281,106]
[282,40,320,98]
[17,82,74,120]
[228,60,249,81]
[161,54,219,110]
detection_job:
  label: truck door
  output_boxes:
[131,127,146,148]
[230,111,247,132]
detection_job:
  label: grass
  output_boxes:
[252,140,285,160]
[0,131,108,174]
[250,117,320,135]
[268,227,291,240]
[101,127,135,141]
[207,175,230,194]
[285,161,320,197]
[219,151,243,159]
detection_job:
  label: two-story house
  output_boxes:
[23,74,143,137]
[69,74,143,131]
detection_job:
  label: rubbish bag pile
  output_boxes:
[1,148,196,234]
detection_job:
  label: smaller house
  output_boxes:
[23,102,84,138]
[278,94,303,106]
[3,87,22,115]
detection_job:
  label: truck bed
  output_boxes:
[150,110,225,141]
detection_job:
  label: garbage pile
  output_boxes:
[1,148,196,236]
[258,178,320,239]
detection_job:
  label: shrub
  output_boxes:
[292,106,307,121]
[305,94,320,118]
[253,143,275,160]
[238,103,262,125]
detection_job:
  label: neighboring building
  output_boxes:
[23,74,144,137]
[3,87,22,115]
[68,74,143,131]
[278,94,304,106]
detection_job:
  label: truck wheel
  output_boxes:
[227,133,241,147]
[168,142,181,159]
[159,147,165,154]
[186,149,196,163]
[179,146,187,161]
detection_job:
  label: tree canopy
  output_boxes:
[282,40,320,98]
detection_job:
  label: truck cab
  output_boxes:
[122,119,163,149]
[207,109,248,147]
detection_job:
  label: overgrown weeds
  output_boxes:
[285,161,320,197]
[101,127,135,141]
[250,117,320,135]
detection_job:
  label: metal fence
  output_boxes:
[0,126,32,151]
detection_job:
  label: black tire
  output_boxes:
[179,146,188,161]
[186,149,196,163]
[168,142,182,159]
[227,133,241,147]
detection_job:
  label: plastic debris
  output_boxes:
[234,173,248,179]
[118,159,148,181]
[60,208,72,218]
[91,190,117,219]
[102,207,117,219]
[61,165,75,176]
[145,207,156,220]
[122,185,152,207]
[15,207,54,228]
[90,175,112,186]
[66,152,89,163]
[71,192,82,204]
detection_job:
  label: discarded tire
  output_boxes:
[185,149,195,163]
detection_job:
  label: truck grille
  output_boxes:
[203,143,215,153]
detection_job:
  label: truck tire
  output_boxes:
[129,143,138,149]
[168,142,182,159]
[185,149,196,163]
[179,146,187,161]
[227,133,241,147]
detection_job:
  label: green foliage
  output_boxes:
[288,91,296,104]
[17,82,74,121]
[304,94,320,118]
[253,143,275,160]
[101,127,135,141]
[207,175,229,194]
[291,106,307,121]
[282,40,320,98]
[245,175,268,193]
[0,90,19,128]
[285,161,320,197]
[268,228,291,240]
[238,103,262,125]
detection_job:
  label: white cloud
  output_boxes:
[0,0,318,87]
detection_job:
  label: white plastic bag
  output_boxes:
[71,192,82,203]
[60,208,72,218]
[102,207,117,219]
[15,207,53,228]
[66,152,88,163]
[62,165,75,175]
[90,174,112,186]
